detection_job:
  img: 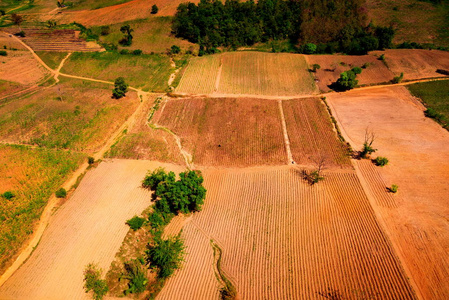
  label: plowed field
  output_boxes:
[0,50,49,85]
[158,167,416,299]
[282,98,351,168]
[152,97,287,167]
[327,86,449,299]
[0,159,177,299]
[176,52,318,96]
[305,54,395,92]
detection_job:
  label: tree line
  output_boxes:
[172,0,395,55]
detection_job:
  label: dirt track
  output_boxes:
[327,86,449,299]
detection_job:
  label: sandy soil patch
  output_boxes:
[327,86,449,299]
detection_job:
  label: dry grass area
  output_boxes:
[327,86,449,299]
[152,97,287,167]
[159,167,416,299]
[0,144,85,275]
[0,50,49,86]
[372,49,449,80]
[177,52,318,96]
[305,54,395,92]
[0,33,26,51]
[106,96,185,164]
[0,159,160,299]
[0,78,138,153]
[282,98,351,168]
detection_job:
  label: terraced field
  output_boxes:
[158,167,416,299]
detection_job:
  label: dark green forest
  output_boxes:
[172,0,395,55]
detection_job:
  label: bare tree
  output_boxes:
[11,14,23,31]
[302,153,327,185]
[360,127,377,158]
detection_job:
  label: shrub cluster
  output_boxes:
[112,77,128,99]
[1,191,14,200]
[425,108,449,129]
[332,67,362,91]
[84,263,108,300]
[374,156,389,167]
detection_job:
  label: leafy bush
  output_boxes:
[142,167,169,190]
[119,49,129,55]
[15,31,25,37]
[311,63,320,72]
[374,156,389,167]
[148,210,172,229]
[392,72,404,84]
[0,50,7,56]
[304,43,317,54]
[84,263,109,300]
[122,259,148,295]
[100,26,110,36]
[170,45,181,54]
[1,191,14,200]
[126,216,145,231]
[146,234,185,278]
[132,49,142,55]
[112,77,128,99]
[424,108,448,126]
[119,25,133,46]
[151,4,159,14]
[390,184,398,193]
[333,70,359,91]
[88,156,95,165]
[351,67,362,75]
[55,187,67,198]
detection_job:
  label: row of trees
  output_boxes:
[172,0,394,54]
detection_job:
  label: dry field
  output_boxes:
[152,97,287,167]
[0,78,138,153]
[0,159,184,299]
[0,49,49,86]
[327,86,449,299]
[282,98,351,168]
[372,49,449,80]
[159,167,416,299]
[0,33,27,51]
[176,52,318,96]
[305,54,395,92]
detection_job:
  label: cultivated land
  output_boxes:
[305,54,395,92]
[176,52,318,96]
[160,167,416,299]
[0,144,85,274]
[327,86,449,299]
[152,97,287,167]
[0,78,139,153]
[0,159,172,299]
[61,51,172,92]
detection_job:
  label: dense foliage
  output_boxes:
[84,263,109,300]
[172,0,395,54]
[146,233,185,278]
[332,67,362,91]
[126,216,145,231]
[112,77,128,99]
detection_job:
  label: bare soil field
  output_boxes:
[152,97,287,167]
[176,52,318,96]
[282,98,351,168]
[0,144,84,275]
[0,78,138,153]
[327,86,449,299]
[372,49,449,80]
[0,33,27,51]
[0,159,182,299]
[305,54,395,92]
[0,49,49,86]
[158,167,416,299]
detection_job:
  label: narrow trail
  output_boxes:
[277,100,294,165]
[54,52,72,82]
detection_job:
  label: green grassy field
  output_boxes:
[65,0,133,10]
[91,17,197,54]
[407,79,449,129]
[0,78,139,152]
[61,51,172,92]
[35,52,68,70]
[0,144,85,273]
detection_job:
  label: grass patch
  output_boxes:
[65,0,133,10]
[61,51,172,92]
[407,79,449,129]
[0,144,85,274]
[35,52,68,70]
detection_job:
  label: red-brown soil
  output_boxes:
[152,97,287,167]
[0,49,49,85]
[327,86,449,299]
[305,54,395,92]
[159,167,417,299]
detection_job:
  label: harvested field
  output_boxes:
[283,98,351,168]
[106,96,185,164]
[0,144,84,274]
[61,52,172,92]
[0,159,174,299]
[327,86,449,299]
[0,50,49,85]
[176,52,318,96]
[305,54,395,92]
[372,49,449,80]
[152,97,287,167]
[159,167,416,299]
[0,78,138,153]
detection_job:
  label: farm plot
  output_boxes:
[0,50,49,86]
[0,159,180,299]
[305,54,395,92]
[35,51,69,70]
[0,144,84,275]
[327,86,449,299]
[175,55,221,94]
[282,98,351,168]
[159,167,416,299]
[0,78,138,153]
[61,51,172,92]
[218,52,318,96]
[372,49,449,80]
[152,97,287,167]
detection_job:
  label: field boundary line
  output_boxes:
[214,58,223,92]
[278,100,294,165]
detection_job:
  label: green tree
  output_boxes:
[151,4,159,14]
[146,234,185,278]
[119,25,133,46]
[304,43,317,54]
[11,14,23,30]
[122,259,148,295]
[334,70,358,91]
[55,188,67,198]
[311,63,321,72]
[170,45,181,54]
[112,77,128,99]
[84,263,108,300]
